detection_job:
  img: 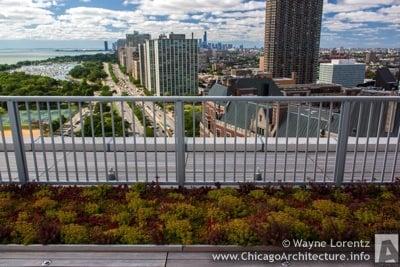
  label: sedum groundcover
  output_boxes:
[0,183,399,246]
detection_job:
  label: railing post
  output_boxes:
[174,101,186,187]
[334,101,351,186]
[7,101,29,183]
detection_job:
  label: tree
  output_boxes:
[365,69,376,80]
[77,103,130,137]
[69,61,107,83]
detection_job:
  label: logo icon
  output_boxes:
[375,234,399,264]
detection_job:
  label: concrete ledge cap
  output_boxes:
[0,245,183,252]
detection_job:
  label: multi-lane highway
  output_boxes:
[111,64,176,137]
[103,63,145,136]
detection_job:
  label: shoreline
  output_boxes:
[0,50,112,65]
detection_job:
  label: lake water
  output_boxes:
[0,49,106,64]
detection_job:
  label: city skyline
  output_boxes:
[0,0,399,48]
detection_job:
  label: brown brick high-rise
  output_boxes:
[264,0,323,84]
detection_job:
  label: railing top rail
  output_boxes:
[0,95,399,102]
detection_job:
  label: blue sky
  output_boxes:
[0,0,399,48]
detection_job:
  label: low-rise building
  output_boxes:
[319,59,366,87]
[201,78,400,138]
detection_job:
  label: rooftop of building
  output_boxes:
[377,67,397,84]
[321,59,366,65]
[278,83,342,91]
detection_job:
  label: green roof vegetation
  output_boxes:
[0,183,399,245]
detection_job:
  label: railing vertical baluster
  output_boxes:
[351,102,363,182]
[361,103,374,181]
[152,102,158,180]
[202,101,206,183]
[223,101,227,183]
[175,101,186,186]
[313,102,322,182]
[141,101,148,182]
[273,103,279,182]
[323,102,333,183]
[26,101,39,180]
[263,104,270,182]
[7,101,29,183]
[243,102,249,182]
[110,101,118,180]
[99,102,109,181]
[381,107,392,182]
[162,102,168,182]
[192,102,196,182]
[89,101,98,182]
[0,114,2,182]
[371,103,385,181]
[79,102,89,182]
[0,107,11,181]
[253,103,259,179]
[131,101,139,182]
[37,101,49,182]
[303,102,311,182]
[121,101,128,182]
[390,115,400,182]
[57,102,69,182]
[334,101,351,186]
[283,102,290,182]
[68,102,78,182]
[47,101,59,182]
[233,102,238,183]
[294,104,301,182]
[213,101,217,182]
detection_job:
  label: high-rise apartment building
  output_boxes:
[126,31,151,48]
[141,33,198,96]
[126,47,139,75]
[319,59,366,87]
[264,0,324,84]
[120,31,151,74]
[104,41,108,51]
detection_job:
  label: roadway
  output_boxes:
[112,64,176,137]
[103,63,144,136]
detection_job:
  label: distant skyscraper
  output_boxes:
[319,59,366,87]
[104,41,108,51]
[141,33,198,96]
[203,31,207,44]
[264,0,324,84]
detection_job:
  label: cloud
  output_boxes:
[0,0,398,48]
[126,0,264,15]
[323,0,400,13]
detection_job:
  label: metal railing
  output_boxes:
[0,95,399,186]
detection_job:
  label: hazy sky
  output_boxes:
[0,0,399,48]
